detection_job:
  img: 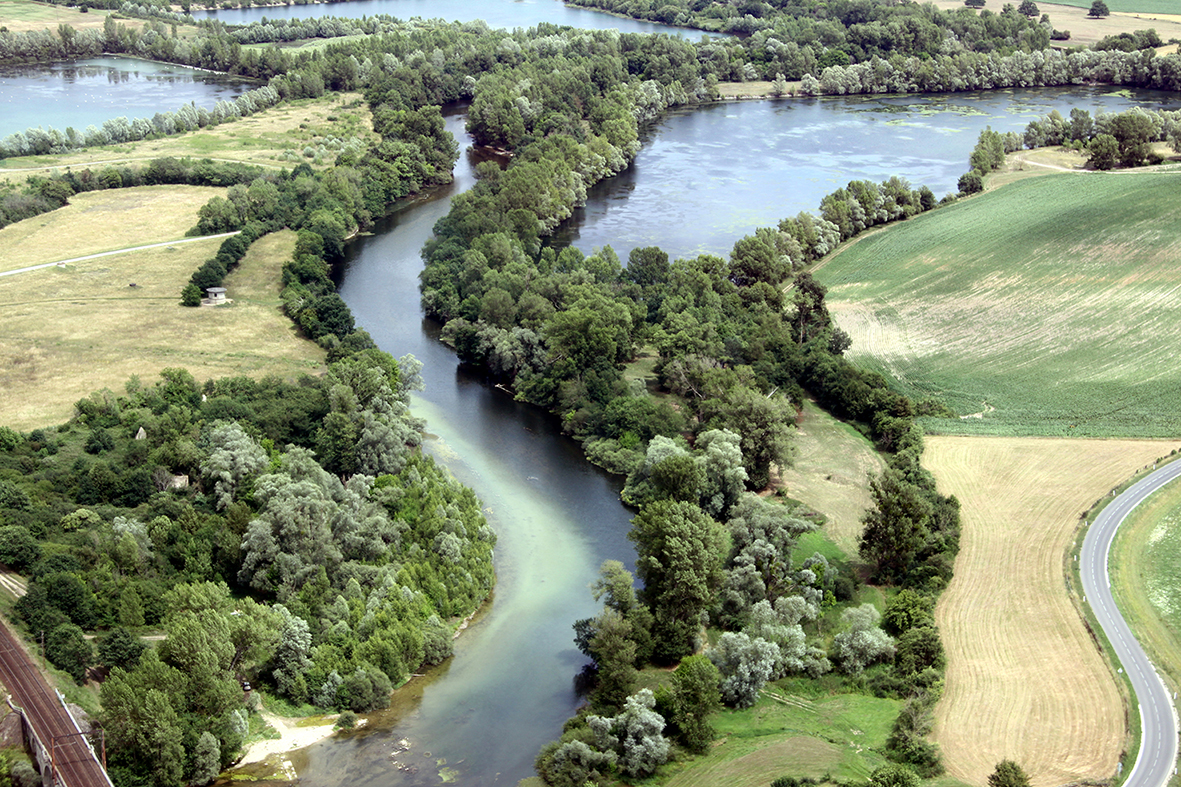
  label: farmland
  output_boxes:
[0,190,323,430]
[925,435,1173,787]
[818,169,1181,438]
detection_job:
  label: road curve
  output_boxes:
[1080,459,1181,787]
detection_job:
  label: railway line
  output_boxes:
[0,620,111,787]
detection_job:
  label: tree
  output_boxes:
[587,609,637,713]
[1088,0,1109,16]
[957,170,983,194]
[989,760,1032,787]
[1017,0,1038,16]
[859,469,933,583]
[770,72,789,98]
[98,626,146,671]
[869,763,921,787]
[1088,133,1119,170]
[830,604,895,674]
[181,283,203,307]
[670,654,722,752]
[709,632,779,708]
[190,731,221,785]
[588,689,669,778]
[964,0,985,6]
[629,500,727,662]
[46,623,93,683]
[0,525,40,570]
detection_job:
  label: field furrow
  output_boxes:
[927,436,1174,787]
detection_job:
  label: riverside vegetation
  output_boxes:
[1,6,1179,787]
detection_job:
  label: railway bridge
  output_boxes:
[0,621,112,787]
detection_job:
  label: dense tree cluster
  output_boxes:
[0,353,493,786]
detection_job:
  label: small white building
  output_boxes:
[206,287,227,304]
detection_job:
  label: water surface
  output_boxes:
[0,57,255,139]
[194,0,716,37]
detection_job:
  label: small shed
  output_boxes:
[206,287,227,304]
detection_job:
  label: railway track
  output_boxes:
[0,620,111,787]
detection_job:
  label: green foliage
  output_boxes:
[989,760,1032,787]
[1088,0,1109,16]
[181,283,202,307]
[630,500,726,662]
[45,623,93,683]
[669,655,721,753]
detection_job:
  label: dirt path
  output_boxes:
[0,231,240,277]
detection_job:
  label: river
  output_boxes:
[191,0,716,37]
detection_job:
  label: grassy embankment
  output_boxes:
[1108,470,1181,712]
[0,91,374,183]
[818,164,1181,786]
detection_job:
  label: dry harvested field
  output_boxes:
[926,435,1177,787]
[0,189,323,430]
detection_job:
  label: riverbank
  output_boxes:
[238,711,362,767]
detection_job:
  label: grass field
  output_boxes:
[662,690,902,787]
[0,92,373,183]
[817,169,1181,438]
[1109,467,1181,704]
[0,189,324,430]
[0,186,223,271]
[926,435,1174,787]
[0,0,149,33]
[927,0,1181,49]
[777,399,885,559]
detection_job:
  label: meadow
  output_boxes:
[818,169,1181,438]
[0,92,373,184]
[662,690,902,787]
[0,190,324,430]
[925,435,1173,787]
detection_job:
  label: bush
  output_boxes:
[335,710,358,729]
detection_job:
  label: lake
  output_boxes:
[0,57,255,139]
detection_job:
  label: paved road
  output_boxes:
[1081,459,1181,787]
[0,620,112,787]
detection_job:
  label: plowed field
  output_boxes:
[926,435,1176,787]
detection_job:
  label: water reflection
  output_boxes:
[0,57,255,138]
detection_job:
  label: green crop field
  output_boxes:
[817,168,1181,438]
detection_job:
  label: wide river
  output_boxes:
[4,6,1181,785]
